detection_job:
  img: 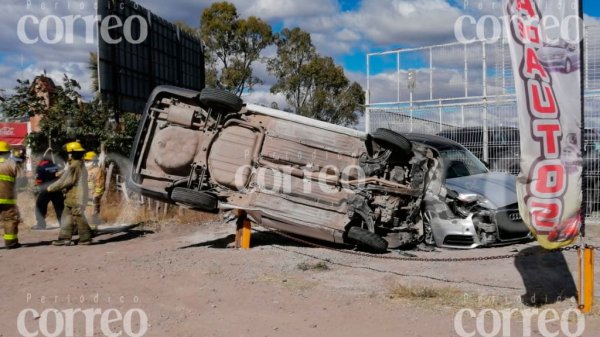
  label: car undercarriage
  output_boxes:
[128,86,530,252]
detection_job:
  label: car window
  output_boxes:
[440,149,489,178]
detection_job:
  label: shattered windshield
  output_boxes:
[440,149,489,179]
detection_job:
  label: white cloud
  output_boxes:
[277,0,465,56]
[139,0,339,26]
[242,84,288,109]
[241,0,338,21]
[251,58,277,87]
[1,0,598,112]
[585,14,600,27]
[344,0,463,46]
[336,28,361,42]
[0,1,98,99]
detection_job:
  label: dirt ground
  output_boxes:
[1,195,600,337]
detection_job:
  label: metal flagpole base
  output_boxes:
[578,236,595,314]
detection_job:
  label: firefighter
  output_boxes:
[0,141,23,249]
[10,148,25,164]
[32,154,64,230]
[48,141,93,246]
[84,151,105,228]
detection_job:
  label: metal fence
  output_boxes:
[366,25,600,219]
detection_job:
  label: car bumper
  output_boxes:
[429,215,481,249]
[429,209,531,249]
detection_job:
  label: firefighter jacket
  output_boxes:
[47,159,89,207]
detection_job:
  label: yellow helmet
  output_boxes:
[65,141,85,153]
[0,141,10,153]
[84,151,98,161]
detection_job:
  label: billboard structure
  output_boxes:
[98,0,205,114]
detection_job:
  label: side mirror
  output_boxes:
[482,160,490,168]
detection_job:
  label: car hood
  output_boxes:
[445,172,518,209]
[538,47,567,59]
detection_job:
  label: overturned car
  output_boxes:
[128,86,530,252]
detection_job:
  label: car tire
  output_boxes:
[565,58,572,73]
[171,187,218,212]
[199,88,243,113]
[347,227,388,253]
[371,128,412,157]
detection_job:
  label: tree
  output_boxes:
[88,52,99,94]
[102,111,138,156]
[268,28,365,126]
[175,20,200,37]
[303,56,365,126]
[27,74,108,154]
[1,74,136,158]
[1,78,45,119]
[267,28,317,114]
[200,2,273,95]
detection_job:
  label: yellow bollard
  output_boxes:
[241,218,252,249]
[235,210,252,250]
[578,246,595,314]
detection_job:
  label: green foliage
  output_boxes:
[88,52,99,94]
[268,28,365,126]
[302,57,365,126]
[103,112,139,156]
[267,28,317,113]
[200,2,274,95]
[26,74,107,154]
[1,78,45,119]
[3,74,138,158]
[175,20,200,37]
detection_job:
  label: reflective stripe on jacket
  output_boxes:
[3,233,17,240]
[0,156,18,204]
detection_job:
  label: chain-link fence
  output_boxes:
[366,25,600,220]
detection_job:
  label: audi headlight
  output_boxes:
[456,192,493,209]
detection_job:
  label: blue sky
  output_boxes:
[585,1,600,16]
[1,0,599,107]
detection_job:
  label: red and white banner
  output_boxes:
[504,0,583,249]
[0,122,28,146]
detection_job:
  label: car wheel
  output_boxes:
[565,58,572,73]
[346,227,388,253]
[371,128,412,157]
[199,88,243,113]
[171,187,218,212]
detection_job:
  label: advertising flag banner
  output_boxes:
[504,0,583,249]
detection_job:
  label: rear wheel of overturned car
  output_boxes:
[171,187,218,212]
[371,128,412,157]
[347,227,388,253]
[199,88,243,113]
